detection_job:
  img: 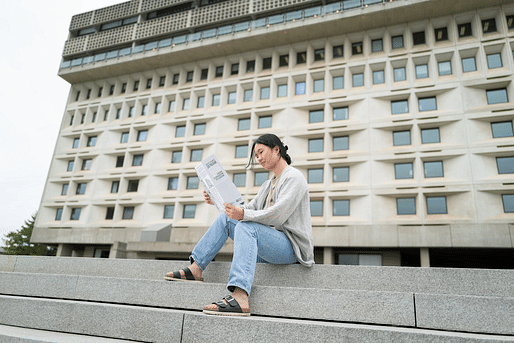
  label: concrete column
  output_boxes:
[323,247,335,265]
[56,244,73,257]
[420,248,430,267]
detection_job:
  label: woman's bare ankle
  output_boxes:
[190,262,203,279]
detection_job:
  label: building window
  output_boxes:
[254,172,269,186]
[215,66,223,78]
[81,159,92,170]
[258,115,272,129]
[169,100,176,112]
[438,61,452,76]
[260,87,270,100]
[397,198,416,215]
[392,35,404,49]
[61,184,68,196]
[296,81,306,95]
[238,118,251,131]
[393,131,411,146]
[137,130,148,141]
[194,123,206,135]
[163,205,175,219]
[333,107,349,121]
[415,64,429,79]
[394,67,406,82]
[333,167,349,182]
[507,15,514,29]
[309,110,324,123]
[75,91,81,102]
[231,63,239,75]
[212,94,220,106]
[233,173,246,187]
[109,85,115,95]
[190,149,203,162]
[333,45,344,58]
[412,31,426,45]
[461,57,477,73]
[133,81,139,91]
[352,73,364,87]
[262,57,272,70]
[371,39,383,52]
[173,74,179,84]
[395,163,413,179]
[146,78,152,89]
[182,98,190,110]
[502,194,514,213]
[128,107,134,118]
[111,181,120,193]
[310,200,323,216]
[426,196,447,214]
[132,154,143,167]
[67,160,74,172]
[122,206,134,220]
[351,42,363,55]
[55,208,63,221]
[297,52,306,64]
[279,54,289,67]
[419,97,437,112]
[183,204,196,219]
[491,121,514,138]
[308,168,323,183]
[482,18,497,33]
[333,136,349,151]
[72,138,80,149]
[421,128,440,144]
[175,126,185,137]
[277,84,287,98]
[155,102,161,114]
[235,145,248,158]
[486,88,508,105]
[313,79,324,93]
[435,27,448,41]
[458,23,472,37]
[106,207,115,220]
[333,199,350,216]
[496,156,514,174]
[115,108,121,120]
[424,161,444,178]
[314,49,325,61]
[98,87,103,97]
[333,76,344,90]
[197,96,205,108]
[246,60,255,72]
[200,68,208,80]
[127,180,139,192]
[187,176,199,189]
[391,100,409,114]
[308,138,324,153]
[139,104,148,116]
[373,70,385,84]
[92,112,96,122]
[116,155,124,168]
[86,136,97,147]
[159,76,166,87]
[81,113,85,124]
[186,71,193,82]
[487,53,503,69]
[168,177,178,190]
[70,208,81,221]
[244,89,253,102]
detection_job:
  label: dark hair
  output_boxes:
[247,134,291,168]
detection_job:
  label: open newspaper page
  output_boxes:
[195,154,245,212]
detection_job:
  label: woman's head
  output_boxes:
[247,134,291,169]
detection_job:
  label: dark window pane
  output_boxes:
[421,128,440,144]
[190,149,203,162]
[487,53,503,69]
[371,39,383,52]
[426,196,447,214]
[309,110,324,123]
[435,27,448,41]
[438,61,452,76]
[187,176,199,189]
[333,107,349,121]
[497,157,514,174]
[163,205,174,219]
[351,42,363,55]
[183,204,196,219]
[502,194,514,213]
[482,18,497,33]
[424,161,444,178]
[462,57,476,72]
[397,198,416,215]
[391,100,409,114]
[393,131,411,146]
[172,151,182,163]
[168,177,178,190]
[491,121,514,138]
[308,169,323,183]
[333,136,349,151]
[333,167,349,182]
[415,64,429,79]
[238,118,251,131]
[352,73,364,87]
[392,35,404,49]
[194,123,206,135]
[122,207,134,220]
[413,31,426,45]
[333,45,344,58]
[309,138,324,152]
[297,52,306,64]
[419,97,437,112]
[333,199,350,216]
[486,89,508,105]
[262,57,272,70]
[310,200,323,216]
[394,67,406,82]
[314,49,325,61]
[395,163,413,179]
[111,181,119,193]
[127,180,139,192]
[458,23,472,37]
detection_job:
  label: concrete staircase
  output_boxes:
[1,255,514,342]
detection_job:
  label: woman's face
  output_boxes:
[254,143,280,170]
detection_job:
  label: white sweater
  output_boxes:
[241,165,315,267]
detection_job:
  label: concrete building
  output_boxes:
[32,0,514,268]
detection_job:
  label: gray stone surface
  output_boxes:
[415,293,514,335]
[182,313,514,343]
[0,272,78,299]
[0,295,184,343]
[0,255,16,272]
[140,223,172,242]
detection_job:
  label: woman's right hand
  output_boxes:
[203,190,214,205]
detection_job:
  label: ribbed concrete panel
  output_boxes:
[92,1,140,25]
[85,25,136,51]
[135,12,189,40]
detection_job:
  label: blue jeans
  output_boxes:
[190,213,297,295]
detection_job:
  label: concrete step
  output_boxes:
[1,295,513,343]
[2,255,514,297]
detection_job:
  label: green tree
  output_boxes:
[2,213,56,256]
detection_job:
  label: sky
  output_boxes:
[0,0,125,243]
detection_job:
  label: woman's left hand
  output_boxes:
[224,203,244,220]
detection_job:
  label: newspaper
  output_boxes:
[195,154,245,212]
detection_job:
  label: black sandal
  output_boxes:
[203,295,251,316]
[164,267,204,282]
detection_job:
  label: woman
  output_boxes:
[165,133,314,316]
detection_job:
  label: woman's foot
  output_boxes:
[203,287,251,315]
[164,262,204,281]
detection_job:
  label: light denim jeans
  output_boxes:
[190,213,297,295]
